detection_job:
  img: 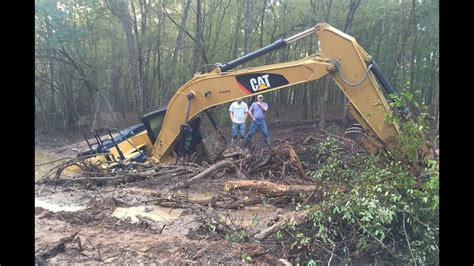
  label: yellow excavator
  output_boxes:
[67,22,417,173]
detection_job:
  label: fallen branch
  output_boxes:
[35,157,73,167]
[36,231,79,260]
[222,146,250,158]
[247,150,275,175]
[320,129,356,143]
[286,145,309,181]
[224,180,316,197]
[41,174,149,187]
[174,160,242,189]
[253,212,308,240]
[403,213,417,265]
[254,220,286,241]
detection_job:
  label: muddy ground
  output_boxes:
[35,106,351,264]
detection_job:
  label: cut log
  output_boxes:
[224,180,316,197]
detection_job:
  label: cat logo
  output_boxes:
[236,73,289,95]
[249,74,270,92]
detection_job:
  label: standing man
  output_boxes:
[244,94,270,146]
[229,98,249,145]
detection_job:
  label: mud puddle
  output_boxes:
[35,184,94,213]
[35,198,86,212]
[112,206,184,223]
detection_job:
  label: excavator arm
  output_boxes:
[151,23,400,163]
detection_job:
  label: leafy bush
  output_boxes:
[278,92,439,264]
[226,229,247,243]
[241,252,253,263]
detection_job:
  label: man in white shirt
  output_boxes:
[229,98,249,145]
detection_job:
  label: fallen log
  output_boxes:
[224,180,317,197]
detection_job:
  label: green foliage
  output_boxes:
[225,229,247,244]
[309,136,348,182]
[241,252,253,263]
[387,89,432,162]
[281,96,438,264]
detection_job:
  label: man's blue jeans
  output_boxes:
[245,118,269,144]
[232,122,246,139]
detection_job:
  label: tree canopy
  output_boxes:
[35,0,439,132]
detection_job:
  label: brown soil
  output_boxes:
[35,104,350,264]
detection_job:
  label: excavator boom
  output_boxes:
[151,23,400,163]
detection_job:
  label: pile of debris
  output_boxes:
[35,131,364,263]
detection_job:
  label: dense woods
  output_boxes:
[35,0,439,133]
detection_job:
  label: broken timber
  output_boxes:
[224,180,316,197]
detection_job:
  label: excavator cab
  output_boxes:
[141,108,167,144]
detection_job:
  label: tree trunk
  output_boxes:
[391,2,411,87]
[374,0,388,60]
[342,0,361,128]
[243,0,253,68]
[343,0,361,33]
[303,34,314,120]
[62,70,76,129]
[43,13,57,124]
[142,0,151,112]
[409,0,418,94]
[113,0,143,117]
[133,0,151,113]
[258,0,268,49]
[317,0,333,129]
[318,77,331,129]
[163,0,192,101]
[210,0,231,58]
[192,0,205,72]
[157,6,165,107]
[231,1,242,60]
[35,91,47,128]
[278,1,289,107]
